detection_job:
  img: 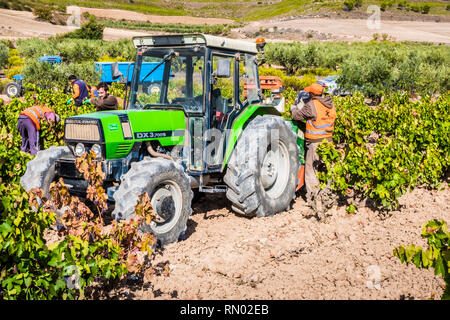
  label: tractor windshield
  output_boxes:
[129,46,205,112]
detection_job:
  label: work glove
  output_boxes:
[82,98,91,105]
[66,98,73,105]
[290,105,297,113]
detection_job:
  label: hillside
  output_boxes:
[1,0,450,22]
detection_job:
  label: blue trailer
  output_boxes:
[94,62,164,92]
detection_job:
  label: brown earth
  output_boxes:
[105,186,449,300]
[78,7,234,25]
[0,8,152,41]
[237,16,450,43]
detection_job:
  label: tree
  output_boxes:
[60,16,104,40]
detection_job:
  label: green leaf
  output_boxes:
[434,256,446,277]
[413,250,422,268]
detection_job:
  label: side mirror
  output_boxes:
[215,59,231,78]
[111,62,123,81]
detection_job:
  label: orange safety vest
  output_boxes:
[304,99,336,141]
[20,105,54,130]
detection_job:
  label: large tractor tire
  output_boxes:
[224,115,299,217]
[20,146,72,200]
[112,157,193,247]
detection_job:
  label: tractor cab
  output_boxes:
[124,34,267,174]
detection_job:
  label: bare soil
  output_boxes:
[106,186,449,300]
[237,16,450,43]
[78,7,234,25]
[0,9,155,41]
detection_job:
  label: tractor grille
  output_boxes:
[115,143,132,157]
[65,119,101,142]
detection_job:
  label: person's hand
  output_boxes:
[66,98,73,105]
[290,105,297,113]
[82,98,91,105]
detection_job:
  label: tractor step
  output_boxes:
[199,185,227,193]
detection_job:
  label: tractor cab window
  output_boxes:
[130,46,205,112]
[211,55,235,130]
[239,53,260,106]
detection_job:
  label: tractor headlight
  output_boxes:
[91,144,102,159]
[74,143,85,157]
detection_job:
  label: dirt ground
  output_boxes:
[103,186,449,300]
[78,7,234,25]
[238,17,450,43]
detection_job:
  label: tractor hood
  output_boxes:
[64,109,186,159]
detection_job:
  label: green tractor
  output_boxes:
[21,34,306,246]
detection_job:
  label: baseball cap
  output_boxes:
[304,83,324,95]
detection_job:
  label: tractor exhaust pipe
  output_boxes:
[146,141,173,161]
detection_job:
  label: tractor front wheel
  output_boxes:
[20,146,72,211]
[112,157,193,247]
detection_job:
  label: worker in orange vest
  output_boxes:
[17,104,60,155]
[290,83,336,208]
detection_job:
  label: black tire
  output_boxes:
[20,146,72,210]
[224,115,299,217]
[5,82,21,98]
[112,157,193,246]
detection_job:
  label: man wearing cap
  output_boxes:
[290,83,336,208]
[17,102,60,156]
[67,75,90,107]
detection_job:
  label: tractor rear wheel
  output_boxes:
[224,115,299,217]
[112,157,193,247]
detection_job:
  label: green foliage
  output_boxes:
[16,37,135,91]
[259,67,316,91]
[421,4,431,14]
[4,49,24,79]
[343,0,354,10]
[109,82,126,100]
[58,16,104,40]
[265,41,450,99]
[21,59,100,92]
[393,220,450,300]
[316,92,450,209]
[0,41,8,69]
[101,20,241,36]
[17,37,135,63]
[0,88,156,299]
[33,5,53,21]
